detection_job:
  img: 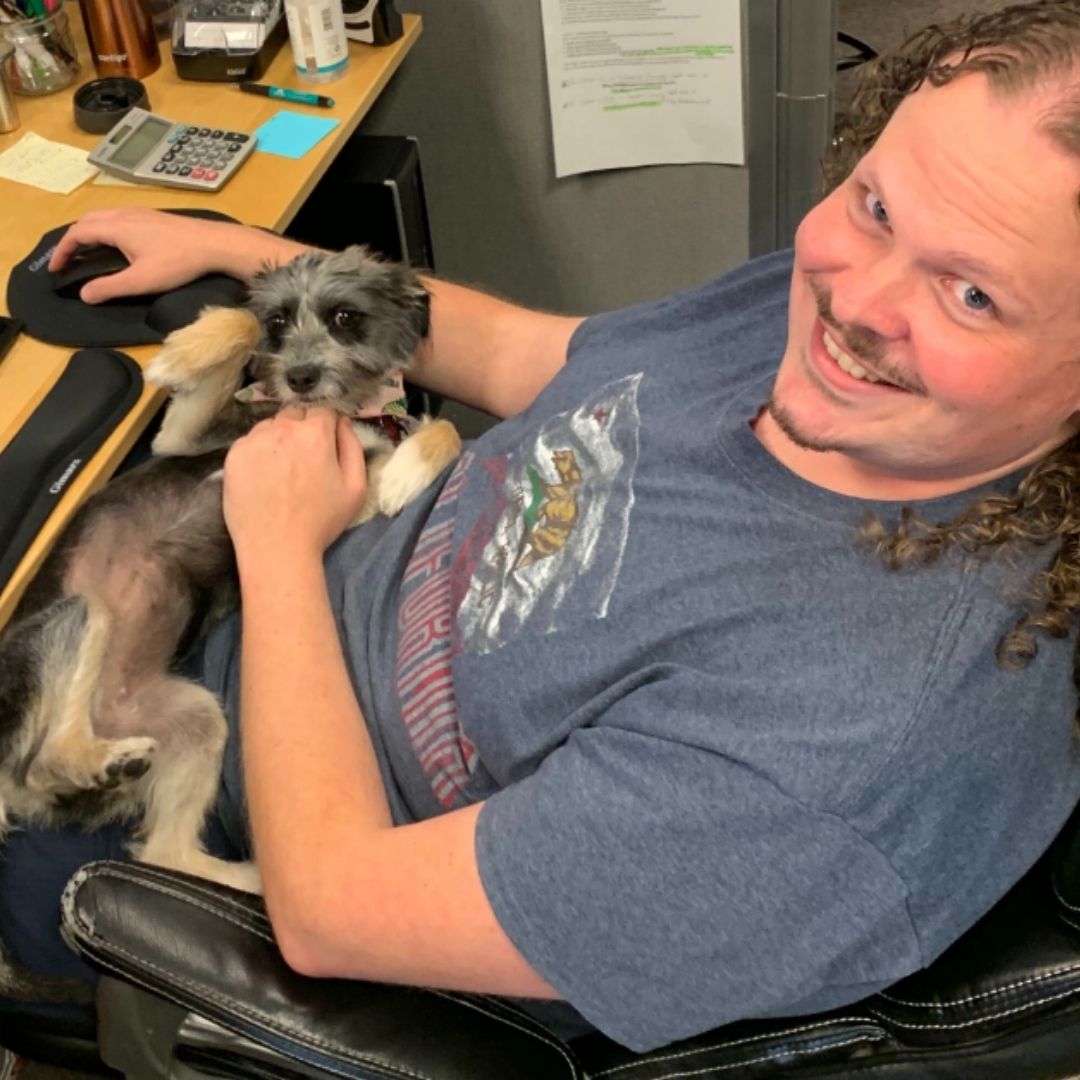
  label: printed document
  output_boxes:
[540,0,744,177]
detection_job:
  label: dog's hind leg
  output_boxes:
[132,676,261,894]
[20,597,157,798]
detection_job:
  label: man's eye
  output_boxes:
[864,191,889,225]
[951,279,995,314]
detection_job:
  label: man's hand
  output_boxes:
[48,207,310,303]
[224,407,367,564]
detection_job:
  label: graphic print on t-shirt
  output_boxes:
[395,450,478,808]
[394,375,642,807]
[455,374,642,655]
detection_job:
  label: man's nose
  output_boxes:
[828,257,910,341]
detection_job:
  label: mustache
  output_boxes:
[809,279,884,364]
[807,278,924,394]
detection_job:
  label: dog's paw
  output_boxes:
[96,736,157,789]
[376,420,461,516]
[146,307,260,392]
[145,328,207,393]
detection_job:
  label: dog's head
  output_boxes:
[245,246,430,412]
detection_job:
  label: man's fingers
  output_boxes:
[336,414,367,489]
[48,215,120,270]
[78,268,146,305]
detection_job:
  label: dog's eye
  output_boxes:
[331,308,363,332]
[266,313,289,338]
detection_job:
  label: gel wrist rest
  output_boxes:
[7,209,247,348]
[0,348,143,595]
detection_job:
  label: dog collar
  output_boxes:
[234,371,415,444]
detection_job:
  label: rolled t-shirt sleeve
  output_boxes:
[474,690,922,1051]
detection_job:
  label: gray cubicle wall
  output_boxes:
[358,0,835,315]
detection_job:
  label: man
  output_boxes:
[3,0,1080,1053]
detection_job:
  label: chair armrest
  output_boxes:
[61,860,585,1080]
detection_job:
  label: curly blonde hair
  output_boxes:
[828,1,1080,692]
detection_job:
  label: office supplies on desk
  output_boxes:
[0,131,98,193]
[8,210,247,347]
[0,348,143,595]
[50,243,131,299]
[78,0,159,77]
[171,0,286,82]
[87,106,256,190]
[283,0,347,83]
[341,0,400,45]
[0,40,18,130]
[238,80,332,107]
[252,107,337,157]
[0,7,80,95]
[73,75,149,133]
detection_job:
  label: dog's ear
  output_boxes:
[346,246,431,349]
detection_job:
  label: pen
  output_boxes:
[238,82,335,108]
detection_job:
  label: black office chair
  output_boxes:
[4,796,1080,1080]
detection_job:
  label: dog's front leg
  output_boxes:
[148,307,263,456]
[372,418,462,517]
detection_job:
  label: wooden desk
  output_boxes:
[0,6,420,625]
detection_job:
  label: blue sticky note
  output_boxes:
[253,110,341,159]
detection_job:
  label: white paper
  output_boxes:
[0,132,99,195]
[540,0,744,178]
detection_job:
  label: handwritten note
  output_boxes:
[0,132,99,194]
[540,0,744,177]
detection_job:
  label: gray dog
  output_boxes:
[0,246,460,1001]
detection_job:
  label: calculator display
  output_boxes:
[109,117,172,168]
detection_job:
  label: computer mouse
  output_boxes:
[51,244,131,299]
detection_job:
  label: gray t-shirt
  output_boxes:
[206,249,1080,1052]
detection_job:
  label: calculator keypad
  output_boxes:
[89,108,256,191]
[148,127,249,189]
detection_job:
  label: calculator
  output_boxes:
[88,107,256,192]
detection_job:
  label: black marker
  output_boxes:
[238,82,335,108]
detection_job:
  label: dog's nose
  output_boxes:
[286,366,322,394]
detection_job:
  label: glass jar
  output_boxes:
[1,9,80,96]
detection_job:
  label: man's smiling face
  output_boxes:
[757,70,1080,501]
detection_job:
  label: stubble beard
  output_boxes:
[765,382,849,455]
[764,274,891,456]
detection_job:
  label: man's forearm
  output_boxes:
[410,277,585,420]
[236,546,392,958]
[221,225,313,282]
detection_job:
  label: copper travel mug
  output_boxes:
[78,0,161,79]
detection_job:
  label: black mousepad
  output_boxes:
[0,348,143,595]
[7,209,248,348]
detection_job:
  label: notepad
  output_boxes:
[0,132,99,194]
[253,110,340,159]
